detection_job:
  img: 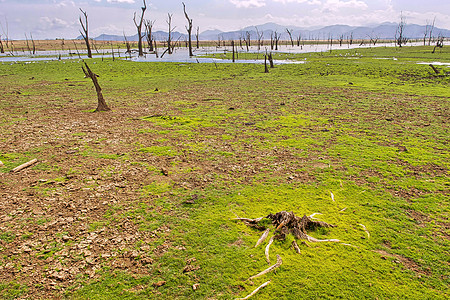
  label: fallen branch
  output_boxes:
[265,236,274,264]
[235,281,270,300]
[11,159,38,173]
[429,64,440,75]
[255,228,270,248]
[359,224,370,239]
[330,191,335,202]
[248,255,282,281]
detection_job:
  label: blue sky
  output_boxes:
[0,0,449,39]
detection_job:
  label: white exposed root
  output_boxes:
[341,243,358,248]
[359,224,370,239]
[339,207,347,212]
[305,234,340,243]
[235,281,271,300]
[292,240,301,254]
[255,229,270,248]
[330,191,335,202]
[265,236,274,264]
[309,213,322,219]
[248,255,282,281]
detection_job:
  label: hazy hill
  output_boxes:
[85,22,450,41]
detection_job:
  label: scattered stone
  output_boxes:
[0,161,4,167]
[152,281,166,287]
[193,283,200,290]
[183,265,201,273]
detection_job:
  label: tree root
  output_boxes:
[292,240,301,254]
[359,224,370,239]
[248,255,282,281]
[255,228,270,248]
[235,281,270,300]
[265,236,274,264]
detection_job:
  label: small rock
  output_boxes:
[0,161,4,167]
[193,283,200,290]
[183,265,200,273]
[152,281,166,287]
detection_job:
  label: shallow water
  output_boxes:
[0,41,427,64]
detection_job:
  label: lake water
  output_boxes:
[0,41,434,65]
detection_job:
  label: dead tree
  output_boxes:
[0,36,4,54]
[395,13,408,47]
[264,51,269,73]
[245,31,251,51]
[123,33,131,54]
[338,34,344,47]
[82,62,110,112]
[368,33,379,46]
[272,31,281,50]
[296,34,301,46]
[182,2,194,57]
[432,33,444,53]
[255,27,264,50]
[232,40,235,62]
[79,8,92,58]
[268,52,274,68]
[428,17,436,46]
[286,28,294,47]
[195,26,200,48]
[166,13,175,55]
[133,0,147,57]
[145,20,155,52]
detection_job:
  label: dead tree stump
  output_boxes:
[82,62,111,112]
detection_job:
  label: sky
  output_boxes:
[0,0,449,39]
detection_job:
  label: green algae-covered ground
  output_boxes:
[0,45,448,299]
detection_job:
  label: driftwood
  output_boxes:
[235,281,270,300]
[11,159,38,173]
[248,255,282,281]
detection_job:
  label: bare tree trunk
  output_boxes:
[264,52,269,73]
[0,36,4,54]
[79,8,92,58]
[428,17,436,46]
[133,0,147,57]
[182,2,194,57]
[256,27,263,50]
[145,20,155,52]
[268,52,274,68]
[167,14,175,55]
[232,40,235,62]
[195,26,200,49]
[82,62,110,112]
[395,12,408,47]
[286,28,294,47]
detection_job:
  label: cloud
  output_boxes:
[229,0,266,8]
[38,16,74,31]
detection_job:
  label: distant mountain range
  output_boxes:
[85,22,450,42]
